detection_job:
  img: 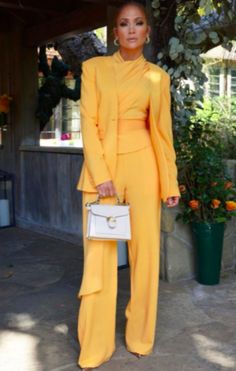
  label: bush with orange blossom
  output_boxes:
[176,115,236,223]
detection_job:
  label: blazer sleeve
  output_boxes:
[158,72,180,198]
[80,59,112,187]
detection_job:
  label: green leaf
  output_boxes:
[227,10,234,20]
[157,52,163,59]
[215,217,227,223]
[209,31,220,44]
[175,16,183,24]
[152,1,160,10]
[153,9,160,17]
[169,37,180,46]
[186,31,207,45]
[168,68,174,75]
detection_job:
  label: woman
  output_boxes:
[76,1,180,370]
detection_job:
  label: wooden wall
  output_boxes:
[0,21,39,220]
[19,147,83,243]
[0,23,18,172]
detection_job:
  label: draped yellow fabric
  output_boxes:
[112,50,152,153]
[112,50,150,121]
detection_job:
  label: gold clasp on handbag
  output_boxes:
[106,216,117,229]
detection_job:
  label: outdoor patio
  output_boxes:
[0,226,236,371]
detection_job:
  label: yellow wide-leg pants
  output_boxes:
[77,144,161,368]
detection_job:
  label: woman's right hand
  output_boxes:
[96,180,117,198]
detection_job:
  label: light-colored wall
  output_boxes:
[160,206,236,282]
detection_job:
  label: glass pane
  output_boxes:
[39,77,82,147]
[210,76,220,83]
[231,78,236,87]
[209,82,220,88]
[231,69,236,77]
[209,67,220,74]
[231,86,236,96]
[207,67,220,97]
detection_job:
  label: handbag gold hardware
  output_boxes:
[107,216,117,228]
[85,193,129,207]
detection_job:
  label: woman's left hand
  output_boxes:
[166,196,180,208]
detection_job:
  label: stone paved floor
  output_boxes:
[0,227,236,371]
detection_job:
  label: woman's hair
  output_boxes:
[113,1,149,27]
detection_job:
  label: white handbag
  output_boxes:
[86,194,131,241]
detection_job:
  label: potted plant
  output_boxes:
[0,94,12,130]
[176,113,236,285]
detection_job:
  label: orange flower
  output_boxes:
[189,200,200,210]
[179,185,186,193]
[224,181,233,190]
[211,181,218,187]
[0,94,12,114]
[211,199,221,209]
[225,201,236,211]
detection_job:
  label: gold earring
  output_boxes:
[114,38,119,46]
[145,35,150,44]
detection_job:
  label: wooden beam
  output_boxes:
[0,1,63,16]
[79,0,123,4]
[81,0,108,2]
[23,4,107,46]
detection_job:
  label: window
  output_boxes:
[207,66,222,97]
[39,78,82,148]
[38,26,107,148]
[229,68,236,97]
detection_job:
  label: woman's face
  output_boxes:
[113,5,150,52]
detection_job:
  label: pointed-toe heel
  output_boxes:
[129,351,145,359]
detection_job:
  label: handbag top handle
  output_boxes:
[86,193,130,207]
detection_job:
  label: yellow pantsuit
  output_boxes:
[76,50,180,368]
[78,145,160,368]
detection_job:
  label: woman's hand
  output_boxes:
[166,196,180,208]
[96,180,117,198]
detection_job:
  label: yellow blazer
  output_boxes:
[77,55,180,202]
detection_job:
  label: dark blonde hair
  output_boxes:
[113,1,149,27]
